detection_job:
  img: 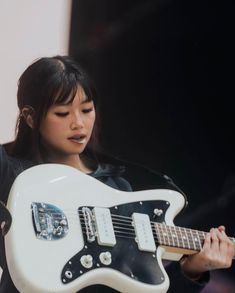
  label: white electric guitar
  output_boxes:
[5,164,235,293]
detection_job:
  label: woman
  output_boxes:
[0,55,234,292]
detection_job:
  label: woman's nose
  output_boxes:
[70,113,84,130]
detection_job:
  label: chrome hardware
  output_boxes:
[31,202,68,240]
[153,208,163,217]
[65,270,73,279]
[82,207,96,243]
[80,255,93,269]
[81,206,116,246]
[99,251,112,265]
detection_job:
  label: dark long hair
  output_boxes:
[10,55,101,163]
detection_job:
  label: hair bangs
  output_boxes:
[41,74,78,116]
[52,81,78,105]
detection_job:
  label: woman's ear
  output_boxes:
[21,106,35,129]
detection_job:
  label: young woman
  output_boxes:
[0,55,234,292]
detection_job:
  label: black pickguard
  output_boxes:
[61,200,169,286]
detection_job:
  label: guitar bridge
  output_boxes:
[81,206,116,246]
[82,207,96,243]
[31,202,68,240]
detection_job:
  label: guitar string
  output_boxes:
[34,208,235,245]
[40,208,210,242]
[40,208,206,235]
[79,210,208,240]
[40,209,205,248]
[78,217,204,250]
[44,208,207,237]
[43,209,208,242]
[78,227,235,259]
[79,219,204,242]
[78,222,202,251]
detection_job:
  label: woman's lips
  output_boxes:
[69,135,87,144]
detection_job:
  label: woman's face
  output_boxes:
[39,85,96,162]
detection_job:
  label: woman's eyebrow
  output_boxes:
[56,97,92,106]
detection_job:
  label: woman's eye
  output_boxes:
[82,108,93,113]
[55,112,69,117]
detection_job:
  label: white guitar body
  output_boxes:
[5,164,186,293]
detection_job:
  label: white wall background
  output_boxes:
[0,0,72,143]
[0,0,72,278]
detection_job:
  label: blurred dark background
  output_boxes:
[69,0,235,291]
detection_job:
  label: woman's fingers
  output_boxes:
[202,227,234,269]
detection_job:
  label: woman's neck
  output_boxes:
[46,154,93,174]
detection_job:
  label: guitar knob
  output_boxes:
[99,251,112,265]
[153,209,163,217]
[80,254,93,268]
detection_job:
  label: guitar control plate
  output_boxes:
[31,202,69,240]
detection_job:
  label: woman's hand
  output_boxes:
[180,226,235,281]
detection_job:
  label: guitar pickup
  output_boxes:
[93,207,116,246]
[132,213,156,252]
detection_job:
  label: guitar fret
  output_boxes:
[154,224,235,255]
[192,230,202,250]
[166,225,174,247]
[175,227,184,247]
[159,224,165,245]
[162,224,170,245]
[172,226,179,248]
[181,227,194,250]
[155,223,163,245]
[198,231,206,246]
[171,226,177,246]
[165,225,171,246]
[182,228,190,249]
[189,229,196,251]
[178,227,185,248]
[155,224,198,250]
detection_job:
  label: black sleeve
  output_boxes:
[0,146,16,204]
[165,261,209,292]
[112,176,132,191]
[0,146,15,271]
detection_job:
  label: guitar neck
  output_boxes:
[154,223,235,256]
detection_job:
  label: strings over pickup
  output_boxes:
[132,213,156,252]
[81,206,116,246]
[80,206,158,252]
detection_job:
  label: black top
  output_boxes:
[0,145,208,292]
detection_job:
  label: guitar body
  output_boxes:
[5,164,186,293]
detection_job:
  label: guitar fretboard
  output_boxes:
[154,223,235,253]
